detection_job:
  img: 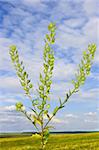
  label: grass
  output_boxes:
[0,132,99,150]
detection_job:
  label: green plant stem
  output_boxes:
[21,110,40,132]
[41,118,44,150]
[27,94,38,116]
[41,91,45,149]
[44,89,76,130]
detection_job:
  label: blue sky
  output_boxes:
[0,0,99,132]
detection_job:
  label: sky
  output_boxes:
[0,0,99,132]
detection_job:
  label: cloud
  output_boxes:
[83,0,99,16]
[84,112,97,117]
[80,88,99,100]
[71,88,99,102]
[65,114,78,119]
[0,105,16,111]
[52,118,66,124]
[56,17,98,54]
[0,105,35,132]
[0,76,18,88]
[0,95,18,104]
[23,0,41,5]
[84,119,99,123]
[53,61,76,81]
[84,111,99,124]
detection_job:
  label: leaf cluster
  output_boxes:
[9,46,33,95]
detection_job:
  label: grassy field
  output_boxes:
[0,132,99,150]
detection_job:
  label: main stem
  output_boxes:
[41,95,45,150]
[41,117,44,150]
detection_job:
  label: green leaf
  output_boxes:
[46,46,50,52]
[48,22,56,31]
[45,126,54,130]
[20,81,25,87]
[46,104,50,109]
[44,95,47,100]
[23,71,27,76]
[27,80,31,84]
[45,75,49,81]
[24,87,29,93]
[32,99,39,106]
[86,71,90,75]
[51,38,55,44]
[53,106,59,115]
[44,63,49,70]
[75,83,79,89]
[59,98,62,105]
[16,102,23,111]
[40,93,44,99]
[17,72,21,78]
[17,63,21,68]
[47,86,50,91]
[10,45,16,52]
[46,34,50,42]
[42,100,46,105]
[21,76,25,80]
[19,68,23,73]
[32,115,42,125]
[37,105,42,110]
[51,32,55,38]
[50,66,54,71]
[29,84,33,88]
[44,110,48,114]
[39,73,43,82]
[44,128,50,139]
[39,85,44,91]
[44,69,47,74]
[48,54,53,59]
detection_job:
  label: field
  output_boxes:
[0,132,99,150]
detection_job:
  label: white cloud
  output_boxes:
[53,61,76,81]
[0,105,16,111]
[52,118,65,124]
[23,0,41,5]
[85,112,97,117]
[0,38,13,71]
[56,16,98,55]
[83,0,99,16]
[81,88,99,99]
[0,76,22,93]
[84,111,99,124]
[44,113,68,124]
[51,113,78,124]
[84,119,99,123]
[0,95,18,103]
[71,88,99,102]
[65,114,78,119]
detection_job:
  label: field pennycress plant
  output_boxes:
[9,22,96,150]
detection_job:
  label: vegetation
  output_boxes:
[0,133,99,150]
[9,22,96,149]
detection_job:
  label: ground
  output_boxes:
[0,132,99,150]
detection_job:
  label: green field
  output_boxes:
[0,132,99,150]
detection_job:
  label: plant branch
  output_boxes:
[21,110,40,132]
